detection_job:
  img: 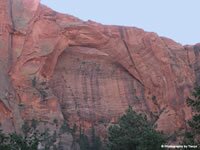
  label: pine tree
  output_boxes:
[78,126,90,150]
[107,106,166,150]
[90,126,101,150]
[183,86,200,147]
[78,125,102,150]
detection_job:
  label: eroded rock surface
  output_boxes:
[0,0,199,147]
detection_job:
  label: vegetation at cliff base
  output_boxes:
[78,126,102,150]
[183,86,200,148]
[0,129,41,150]
[107,106,166,150]
[0,119,58,150]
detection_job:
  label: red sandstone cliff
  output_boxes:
[0,0,199,147]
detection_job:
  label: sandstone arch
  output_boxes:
[1,1,196,134]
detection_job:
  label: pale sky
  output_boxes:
[41,0,200,45]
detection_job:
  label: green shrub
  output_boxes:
[39,90,48,100]
[0,120,60,149]
[183,86,200,147]
[79,129,90,150]
[0,130,41,150]
[31,119,38,130]
[78,126,102,150]
[60,120,70,133]
[21,121,31,136]
[53,118,58,126]
[107,106,166,150]
[32,77,36,87]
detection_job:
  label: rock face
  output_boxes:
[0,0,199,146]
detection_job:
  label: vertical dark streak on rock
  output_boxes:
[116,68,123,103]
[70,86,78,110]
[121,70,129,106]
[128,79,136,104]
[90,63,101,111]
[90,67,95,104]
[4,0,18,133]
[62,71,78,110]
[74,60,80,113]
[95,65,101,106]
[82,66,89,104]
[184,46,192,68]
[8,0,13,70]
[91,69,96,119]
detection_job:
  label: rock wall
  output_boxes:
[0,0,199,147]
